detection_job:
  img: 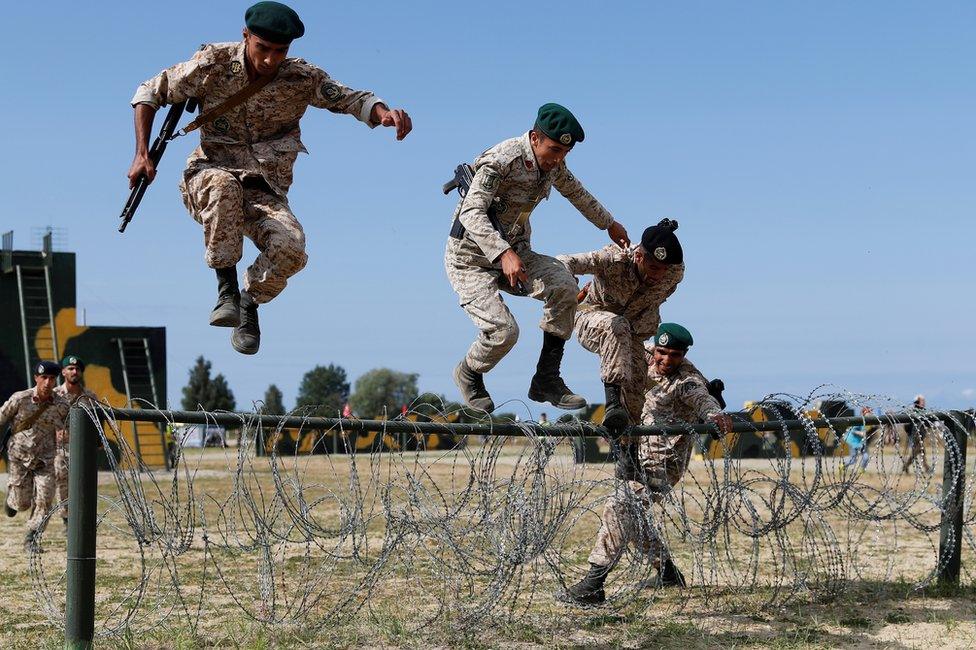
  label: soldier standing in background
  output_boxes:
[53,355,100,525]
[558,219,685,433]
[0,362,70,550]
[128,1,412,355]
[447,103,630,412]
[559,324,732,605]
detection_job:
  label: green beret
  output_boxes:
[245,1,305,44]
[655,323,693,351]
[35,360,61,377]
[534,103,584,147]
[640,218,683,265]
[61,355,84,369]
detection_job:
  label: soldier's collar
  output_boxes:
[518,132,542,175]
[31,389,54,404]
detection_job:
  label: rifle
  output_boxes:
[443,163,525,294]
[118,98,198,233]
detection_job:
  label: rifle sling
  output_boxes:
[13,400,53,434]
[173,71,278,139]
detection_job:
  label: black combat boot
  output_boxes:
[602,383,630,434]
[557,563,611,606]
[453,360,495,412]
[528,333,587,410]
[657,556,687,588]
[231,291,260,355]
[210,267,241,327]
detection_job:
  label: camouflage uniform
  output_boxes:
[52,384,99,519]
[588,356,721,568]
[132,41,385,304]
[445,132,614,373]
[558,245,684,420]
[0,389,70,533]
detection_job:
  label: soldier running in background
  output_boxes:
[53,355,99,525]
[128,1,412,355]
[559,324,732,605]
[446,103,629,412]
[0,362,70,550]
[558,219,684,432]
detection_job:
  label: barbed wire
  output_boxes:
[26,391,976,641]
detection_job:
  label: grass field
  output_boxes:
[1,439,974,649]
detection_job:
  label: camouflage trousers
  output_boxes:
[183,169,308,304]
[54,443,68,519]
[5,447,56,534]
[574,310,648,422]
[445,240,578,373]
[588,435,694,567]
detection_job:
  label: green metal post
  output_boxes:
[938,411,968,587]
[65,407,98,648]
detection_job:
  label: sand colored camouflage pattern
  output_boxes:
[560,245,684,419]
[53,384,99,518]
[0,388,70,533]
[451,132,614,264]
[588,356,722,568]
[132,41,381,302]
[445,132,613,372]
[445,239,578,373]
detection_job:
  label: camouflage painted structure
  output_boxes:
[1,231,168,470]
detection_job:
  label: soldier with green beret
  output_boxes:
[559,322,732,605]
[53,355,100,524]
[129,1,412,355]
[447,103,630,412]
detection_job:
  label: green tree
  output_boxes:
[181,356,236,412]
[349,368,419,418]
[295,364,349,416]
[263,384,286,415]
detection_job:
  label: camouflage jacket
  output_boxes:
[132,41,384,197]
[642,357,721,430]
[450,132,614,265]
[558,245,684,340]
[0,388,70,461]
[54,384,100,408]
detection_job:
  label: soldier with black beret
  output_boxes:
[447,103,630,412]
[560,323,732,605]
[558,218,685,433]
[0,362,70,550]
[129,1,412,355]
[53,356,100,524]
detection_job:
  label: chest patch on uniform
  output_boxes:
[524,158,534,170]
[214,116,230,134]
[321,83,343,102]
[230,60,243,74]
[482,172,499,191]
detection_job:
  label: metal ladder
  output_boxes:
[13,232,58,384]
[115,337,169,470]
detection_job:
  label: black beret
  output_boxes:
[640,218,683,265]
[61,355,84,369]
[245,2,305,44]
[534,103,584,147]
[34,360,61,377]
[655,323,693,351]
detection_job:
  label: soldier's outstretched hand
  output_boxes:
[710,412,734,436]
[374,104,413,140]
[608,220,630,248]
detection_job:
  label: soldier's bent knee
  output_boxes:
[495,318,520,351]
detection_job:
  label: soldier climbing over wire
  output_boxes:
[558,219,685,433]
[558,323,732,606]
[127,1,412,355]
[0,361,70,551]
[445,103,630,412]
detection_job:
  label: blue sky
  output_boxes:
[3,1,973,415]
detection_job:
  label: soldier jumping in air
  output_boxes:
[0,362,70,550]
[128,1,412,354]
[446,103,630,412]
[559,323,733,605]
[53,355,99,525]
[558,219,685,433]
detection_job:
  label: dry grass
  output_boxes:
[1,441,974,649]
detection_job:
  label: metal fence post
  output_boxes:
[938,410,968,587]
[65,407,98,649]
